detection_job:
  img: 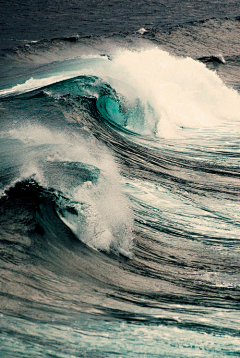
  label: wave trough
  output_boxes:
[0,16,240,358]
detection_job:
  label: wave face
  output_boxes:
[1,11,240,358]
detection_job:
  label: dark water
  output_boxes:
[1,0,239,51]
[0,1,240,357]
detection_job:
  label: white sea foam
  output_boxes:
[0,75,74,97]
[2,45,240,139]
[105,48,240,138]
[6,124,134,255]
[137,28,148,35]
[214,53,226,63]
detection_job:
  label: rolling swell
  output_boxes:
[1,21,240,357]
[1,170,239,323]
[1,79,240,309]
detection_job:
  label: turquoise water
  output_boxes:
[0,4,240,357]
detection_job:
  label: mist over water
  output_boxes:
[0,1,240,357]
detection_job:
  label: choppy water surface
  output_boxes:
[0,1,240,357]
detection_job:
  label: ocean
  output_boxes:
[0,0,240,357]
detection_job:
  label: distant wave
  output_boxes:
[1,15,240,358]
